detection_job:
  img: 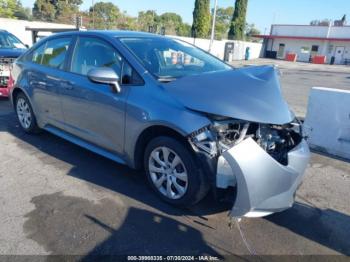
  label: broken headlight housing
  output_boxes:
[189,116,303,166]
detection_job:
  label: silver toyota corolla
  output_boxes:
[10,31,310,217]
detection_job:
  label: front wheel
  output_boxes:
[144,136,209,207]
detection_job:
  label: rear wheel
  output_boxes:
[15,92,40,133]
[144,136,209,207]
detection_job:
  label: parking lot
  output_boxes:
[0,59,350,257]
[235,58,350,117]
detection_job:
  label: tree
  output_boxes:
[0,0,31,19]
[228,0,248,40]
[245,23,260,41]
[32,0,55,21]
[137,10,159,32]
[89,2,120,29]
[159,12,184,35]
[117,12,138,31]
[214,6,234,40]
[310,19,330,26]
[33,0,82,23]
[56,0,82,24]
[178,23,191,37]
[14,6,32,20]
[192,0,210,38]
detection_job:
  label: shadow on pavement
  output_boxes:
[1,99,350,255]
[267,202,350,255]
[83,207,221,257]
[23,191,222,256]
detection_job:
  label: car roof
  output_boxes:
[50,30,166,39]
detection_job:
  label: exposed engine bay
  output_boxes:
[189,117,303,166]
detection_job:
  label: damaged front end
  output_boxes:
[188,116,310,218]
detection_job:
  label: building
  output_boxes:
[0,18,77,47]
[256,24,350,65]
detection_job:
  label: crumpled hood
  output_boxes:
[163,65,294,125]
[0,48,26,58]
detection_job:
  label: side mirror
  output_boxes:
[87,67,121,93]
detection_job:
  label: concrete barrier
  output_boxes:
[304,87,350,159]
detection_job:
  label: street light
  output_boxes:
[209,0,218,53]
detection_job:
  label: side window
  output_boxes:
[121,62,144,85]
[71,37,122,76]
[42,37,71,69]
[31,43,46,64]
[71,37,143,85]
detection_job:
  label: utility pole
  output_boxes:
[92,0,95,29]
[209,0,218,53]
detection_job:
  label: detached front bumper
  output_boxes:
[220,138,310,218]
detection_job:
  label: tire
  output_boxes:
[15,92,40,134]
[144,136,209,207]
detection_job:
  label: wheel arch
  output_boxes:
[11,87,29,110]
[133,124,192,170]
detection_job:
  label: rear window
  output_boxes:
[31,43,46,64]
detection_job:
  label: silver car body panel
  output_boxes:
[164,66,294,125]
[221,138,310,217]
[216,155,237,189]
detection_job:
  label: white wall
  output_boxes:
[0,18,76,46]
[169,35,263,61]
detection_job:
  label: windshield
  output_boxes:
[0,32,26,49]
[119,37,231,81]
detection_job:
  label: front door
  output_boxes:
[335,46,345,64]
[60,36,129,155]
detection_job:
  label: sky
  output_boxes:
[21,0,350,33]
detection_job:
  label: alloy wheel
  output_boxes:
[16,97,32,129]
[148,146,188,200]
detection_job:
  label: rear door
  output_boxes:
[27,36,73,129]
[60,36,143,155]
